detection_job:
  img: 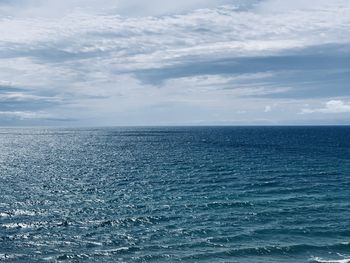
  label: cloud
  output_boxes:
[0,110,45,119]
[0,83,70,124]
[111,0,235,16]
[256,0,348,13]
[264,105,272,112]
[0,0,349,125]
[0,0,242,18]
[301,100,350,114]
[1,1,350,60]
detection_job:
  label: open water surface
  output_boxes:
[0,126,350,262]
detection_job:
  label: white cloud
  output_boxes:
[301,100,350,114]
[264,105,272,112]
[112,0,234,16]
[1,1,350,55]
[0,0,349,124]
[0,111,47,119]
[0,0,236,18]
[256,0,348,13]
[0,92,59,102]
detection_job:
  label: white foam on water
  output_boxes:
[2,223,32,229]
[311,257,350,263]
[94,247,131,256]
[85,241,103,246]
[1,221,48,229]
[11,209,37,216]
[0,209,38,218]
[0,254,20,261]
[42,256,56,261]
[0,212,9,218]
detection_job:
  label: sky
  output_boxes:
[0,0,349,126]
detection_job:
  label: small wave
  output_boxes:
[311,257,350,263]
[0,254,22,261]
[0,254,12,260]
[0,210,37,218]
[180,242,350,260]
[0,213,9,218]
[93,247,140,256]
[1,221,48,229]
[92,215,180,228]
[43,254,91,261]
[85,241,103,247]
[2,223,32,229]
[205,201,254,209]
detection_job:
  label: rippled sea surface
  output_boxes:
[1,127,350,263]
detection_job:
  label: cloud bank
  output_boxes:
[0,0,349,125]
[302,100,350,114]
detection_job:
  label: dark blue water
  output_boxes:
[1,127,350,263]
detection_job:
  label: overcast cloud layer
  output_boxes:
[0,0,349,126]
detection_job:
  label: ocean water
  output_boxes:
[0,126,350,263]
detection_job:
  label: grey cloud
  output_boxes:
[0,43,109,63]
[133,44,350,82]
[0,84,27,92]
[0,113,77,126]
[127,43,350,103]
[0,97,59,111]
[0,83,64,112]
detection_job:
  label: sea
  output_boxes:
[0,126,350,263]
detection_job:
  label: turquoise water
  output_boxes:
[0,126,350,262]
